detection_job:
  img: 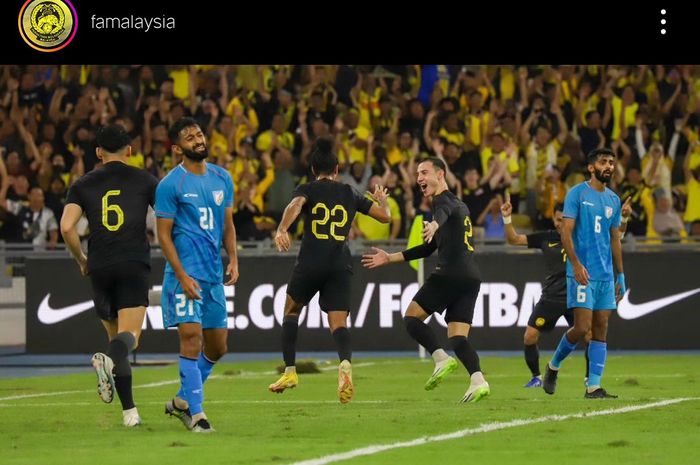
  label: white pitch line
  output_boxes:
[287,397,700,465]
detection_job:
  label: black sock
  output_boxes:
[404,317,440,354]
[282,315,299,367]
[114,375,134,410]
[448,336,481,375]
[106,332,135,362]
[332,327,352,363]
[584,342,590,378]
[107,332,136,410]
[524,344,540,377]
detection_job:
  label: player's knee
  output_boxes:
[284,296,304,316]
[572,320,591,337]
[523,329,539,345]
[180,331,203,353]
[405,301,428,319]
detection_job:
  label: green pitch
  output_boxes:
[1,354,698,465]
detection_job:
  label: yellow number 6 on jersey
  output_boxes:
[102,190,124,231]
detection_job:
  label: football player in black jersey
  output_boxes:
[362,157,490,404]
[268,139,391,403]
[60,124,158,427]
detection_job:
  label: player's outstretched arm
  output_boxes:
[501,191,527,246]
[157,217,202,300]
[561,217,589,286]
[223,207,239,285]
[275,195,306,252]
[361,246,405,269]
[59,203,88,276]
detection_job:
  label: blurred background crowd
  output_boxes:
[1,64,698,249]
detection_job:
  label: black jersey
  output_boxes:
[65,162,158,272]
[403,190,481,281]
[293,178,372,271]
[526,230,567,302]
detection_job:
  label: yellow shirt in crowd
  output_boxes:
[356,194,400,240]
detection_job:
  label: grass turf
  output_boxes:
[1,354,697,465]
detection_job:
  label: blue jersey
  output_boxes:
[563,181,621,282]
[155,163,234,284]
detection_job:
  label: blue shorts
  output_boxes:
[567,277,616,311]
[162,272,227,329]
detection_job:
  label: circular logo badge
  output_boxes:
[19,0,77,52]
[535,317,546,327]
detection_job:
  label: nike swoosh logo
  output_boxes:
[37,294,94,324]
[548,242,560,248]
[617,288,700,320]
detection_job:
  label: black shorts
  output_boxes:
[286,266,351,313]
[413,274,481,324]
[89,261,150,321]
[528,299,573,332]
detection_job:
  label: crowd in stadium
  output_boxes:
[1,64,699,248]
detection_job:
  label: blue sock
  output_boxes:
[178,356,203,415]
[177,353,217,399]
[587,340,607,388]
[550,332,578,369]
[198,353,216,384]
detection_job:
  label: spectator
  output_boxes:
[536,165,566,230]
[579,110,607,157]
[45,175,67,227]
[340,135,373,193]
[265,149,297,223]
[256,113,294,153]
[353,175,401,240]
[477,194,505,239]
[651,189,686,237]
[683,142,700,227]
[1,186,58,248]
[460,166,505,235]
[618,166,653,237]
[520,101,568,219]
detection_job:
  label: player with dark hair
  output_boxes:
[502,199,581,387]
[543,148,626,398]
[362,157,490,403]
[503,193,631,388]
[156,117,239,432]
[60,124,158,427]
[268,138,391,404]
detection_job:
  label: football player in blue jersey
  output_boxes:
[543,148,625,399]
[155,117,239,432]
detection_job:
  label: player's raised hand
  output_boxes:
[573,262,590,286]
[621,196,632,220]
[224,260,239,285]
[179,274,202,301]
[275,229,291,252]
[422,220,439,243]
[361,247,390,269]
[368,184,389,203]
[501,191,513,217]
